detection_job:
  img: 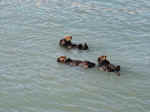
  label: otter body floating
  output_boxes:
[59,36,88,50]
[57,56,95,69]
[97,56,120,76]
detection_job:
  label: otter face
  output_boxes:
[98,56,107,62]
[57,56,67,63]
[64,36,72,41]
[101,56,107,60]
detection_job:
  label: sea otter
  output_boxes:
[57,56,95,69]
[97,56,120,76]
[59,36,88,50]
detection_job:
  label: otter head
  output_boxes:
[64,36,72,41]
[57,56,67,63]
[98,56,107,62]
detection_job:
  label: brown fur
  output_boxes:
[57,56,95,68]
[59,36,88,50]
[98,56,120,76]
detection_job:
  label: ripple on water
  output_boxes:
[0,0,150,112]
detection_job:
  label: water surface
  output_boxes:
[0,0,150,112]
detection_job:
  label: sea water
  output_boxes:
[0,0,150,112]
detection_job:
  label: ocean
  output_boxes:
[0,0,150,112]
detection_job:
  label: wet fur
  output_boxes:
[59,39,88,50]
[98,56,120,76]
[57,56,95,69]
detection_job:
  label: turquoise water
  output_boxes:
[0,0,150,111]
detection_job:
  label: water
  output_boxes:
[0,0,150,112]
